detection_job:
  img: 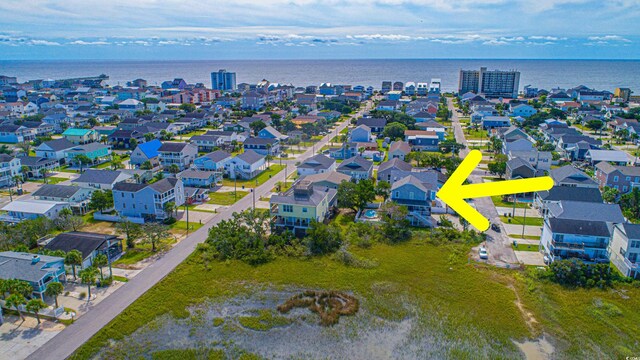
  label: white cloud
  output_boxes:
[587,35,631,42]
[69,40,110,45]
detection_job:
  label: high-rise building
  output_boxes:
[614,88,632,102]
[458,67,520,98]
[210,69,236,91]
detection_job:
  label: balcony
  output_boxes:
[623,257,640,271]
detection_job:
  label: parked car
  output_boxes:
[479,247,488,259]
[491,223,501,232]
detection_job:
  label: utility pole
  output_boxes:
[107,239,113,279]
[521,201,527,240]
[185,196,190,235]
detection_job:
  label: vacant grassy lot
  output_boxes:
[508,234,541,240]
[491,195,530,209]
[30,176,68,185]
[511,243,539,251]
[500,216,544,227]
[69,224,640,359]
[221,165,285,188]
[207,190,249,205]
[465,128,490,140]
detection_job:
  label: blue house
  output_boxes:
[178,170,219,188]
[482,116,511,129]
[193,150,233,172]
[130,139,162,167]
[258,126,288,141]
[389,175,436,227]
[0,251,66,300]
[113,177,185,222]
[540,217,612,263]
[349,125,372,143]
[510,104,538,118]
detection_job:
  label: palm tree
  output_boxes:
[92,253,108,280]
[133,173,141,184]
[5,293,27,321]
[44,282,64,308]
[168,164,180,175]
[65,250,83,280]
[26,299,47,324]
[39,168,50,183]
[78,266,99,301]
[163,201,176,219]
[75,154,92,172]
[16,141,31,156]
[21,165,30,182]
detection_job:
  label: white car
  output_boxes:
[479,247,488,260]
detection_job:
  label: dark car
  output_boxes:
[491,223,501,232]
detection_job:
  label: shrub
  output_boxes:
[547,259,614,288]
[79,292,87,300]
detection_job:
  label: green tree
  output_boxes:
[55,208,84,231]
[163,201,177,219]
[44,282,64,308]
[249,120,267,136]
[304,221,343,255]
[585,119,604,132]
[140,160,153,170]
[5,293,27,321]
[337,179,376,213]
[65,249,83,280]
[26,299,48,324]
[179,103,196,112]
[16,141,31,156]
[383,122,408,140]
[88,190,114,212]
[375,181,391,201]
[110,154,123,170]
[116,219,143,249]
[378,202,411,243]
[78,266,99,300]
[74,154,93,172]
[168,164,180,175]
[602,186,620,204]
[487,155,508,179]
[142,223,170,252]
[92,253,108,280]
[620,187,640,221]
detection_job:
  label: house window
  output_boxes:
[614,176,619,182]
[630,253,638,262]
[302,208,308,213]
[627,177,631,181]
[283,205,293,212]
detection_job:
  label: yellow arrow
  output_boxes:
[436,150,553,231]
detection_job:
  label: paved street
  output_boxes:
[446,98,519,265]
[25,104,365,360]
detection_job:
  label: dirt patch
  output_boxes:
[277,290,359,326]
[515,336,555,360]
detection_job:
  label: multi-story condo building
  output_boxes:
[609,223,640,279]
[595,162,640,194]
[458,67,520,98]
[0,154,21,188]
[158,142,198,171]
[210,69,236,91]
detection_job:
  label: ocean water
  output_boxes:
[1,59,639,93]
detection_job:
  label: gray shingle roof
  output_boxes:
[39,138,75,151]
[158,142,189,152]
[537,186,602,203]
[547,218,611,237]
[73,170,125,185]
[235,150,264,164]
[547,201,624,223]
[33,184,83,199]
[299,154,335,170]
[0,251,64,283]
[45,232,119,260]
[200,150,232,162]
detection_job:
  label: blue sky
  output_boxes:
[1,0,639,60]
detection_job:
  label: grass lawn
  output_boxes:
[491,195,530,209]
[221,164,285,188]
[508,234,541,240]
[70,228,640,360]
[92,161,113,169]
[340,127,348,134]
[30,176,68,185]
[207,191,249,205]
[500,215,544,227]
[465,128,490,140]
[511,243,540,251]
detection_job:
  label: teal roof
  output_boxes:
[63,128,93,136]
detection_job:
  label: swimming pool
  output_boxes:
[364,209,378,218]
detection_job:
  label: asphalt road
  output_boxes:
[25,105,365,360]
[446,98,518,266]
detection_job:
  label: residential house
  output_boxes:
[328,142,361,160]
[118,99,144,112]
[389,175,436,227]
[64,143,112,166]
[336,156,373,181]
[388,141,411,161]
[0,252,66,300]
[44,232,123,268]
[549,165,598,188]
[113,177,185,221]
[193,150,233,173]
[72,169,132,190]
[0,154,21,188]
[377,158,412,182]
[226,150,266,180]
[595,162,640,193]
[510,104,537,118]
[404,130,439,152]
[178,170,219,188]
[545,200,624,223]
[349,125,372,143]
[482,116,511,129]
[297,154,336,176]
[300,171,351,190]
[506,158,540,180]
[540,217,612,263]
[32,184,93,214]
[609,223,640,278]
[356,118,387,134]
[585,149,632,166]
[0,199,69,223]
[35,138,77,163]
[508,150,552,172]
[19,156,58,179]
[243,137,280,156]
[0,124,36,143]
[130,139,162,168]
[158,142,198,171]
[270,180,337,236]
[62,128,98,144]
[535,186,603,217]
[108,129,145,149]
[376,100,399,111]
[258,126,288,142]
